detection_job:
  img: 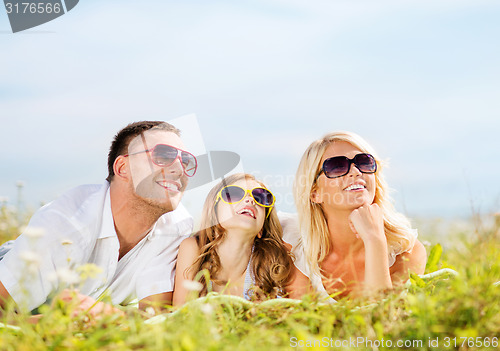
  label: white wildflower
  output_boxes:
[23,227,45,239]
[145,307,156,317]
[19,250,41,274]
[19,250,41,265]
[200,303,214,315]
[183,280,203,292]
[49,267,80,285]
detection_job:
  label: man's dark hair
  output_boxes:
[106,121,181,182]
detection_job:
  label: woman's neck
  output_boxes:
[324,208,364,256]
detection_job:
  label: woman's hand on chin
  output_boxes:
[348,203,386,245]
[349,204,392,291]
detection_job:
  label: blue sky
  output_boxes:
[1,0,499,220]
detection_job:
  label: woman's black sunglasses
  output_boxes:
[317,153,377,179]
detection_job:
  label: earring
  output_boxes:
[257,231,262,239]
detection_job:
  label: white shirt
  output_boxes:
[279,212,417,303]
[0,182,192,312]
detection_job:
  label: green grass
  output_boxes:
[1,209,500,350]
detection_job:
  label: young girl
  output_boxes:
[173,173,309,305]
[285,131,426,300]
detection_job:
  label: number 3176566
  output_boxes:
[5,2,62,14]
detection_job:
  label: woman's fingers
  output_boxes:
[348,219,360,238]
[349,204,385,243]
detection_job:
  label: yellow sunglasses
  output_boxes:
[215,185,275,218]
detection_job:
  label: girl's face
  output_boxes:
[216,179,267,237]
[312,141,376,212]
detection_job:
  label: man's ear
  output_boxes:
[113,156,129,180]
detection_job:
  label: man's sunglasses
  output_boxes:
[216,185,275,217]
[124,144,198,177]
[317,153,377,179]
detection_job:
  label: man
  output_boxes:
[0,121,197,315]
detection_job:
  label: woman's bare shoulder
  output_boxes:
[391,239,427,276]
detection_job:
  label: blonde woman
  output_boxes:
[285,131,426,300]
[173,173,309,305]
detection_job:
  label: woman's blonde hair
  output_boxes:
[189,173,293,299]
[293,131,416,278]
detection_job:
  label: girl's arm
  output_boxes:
[139,292,173,313]
[172,237,200,306]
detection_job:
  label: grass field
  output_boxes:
[1,205,499,350]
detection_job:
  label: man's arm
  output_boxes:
[55,289,124,318]
[1,280,42,323]
[0,280,12,310]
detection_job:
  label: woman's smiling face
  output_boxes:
[312,141,376,212]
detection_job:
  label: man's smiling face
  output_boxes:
[127,129,190,213]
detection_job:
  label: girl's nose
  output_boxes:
[244,192,255,204]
